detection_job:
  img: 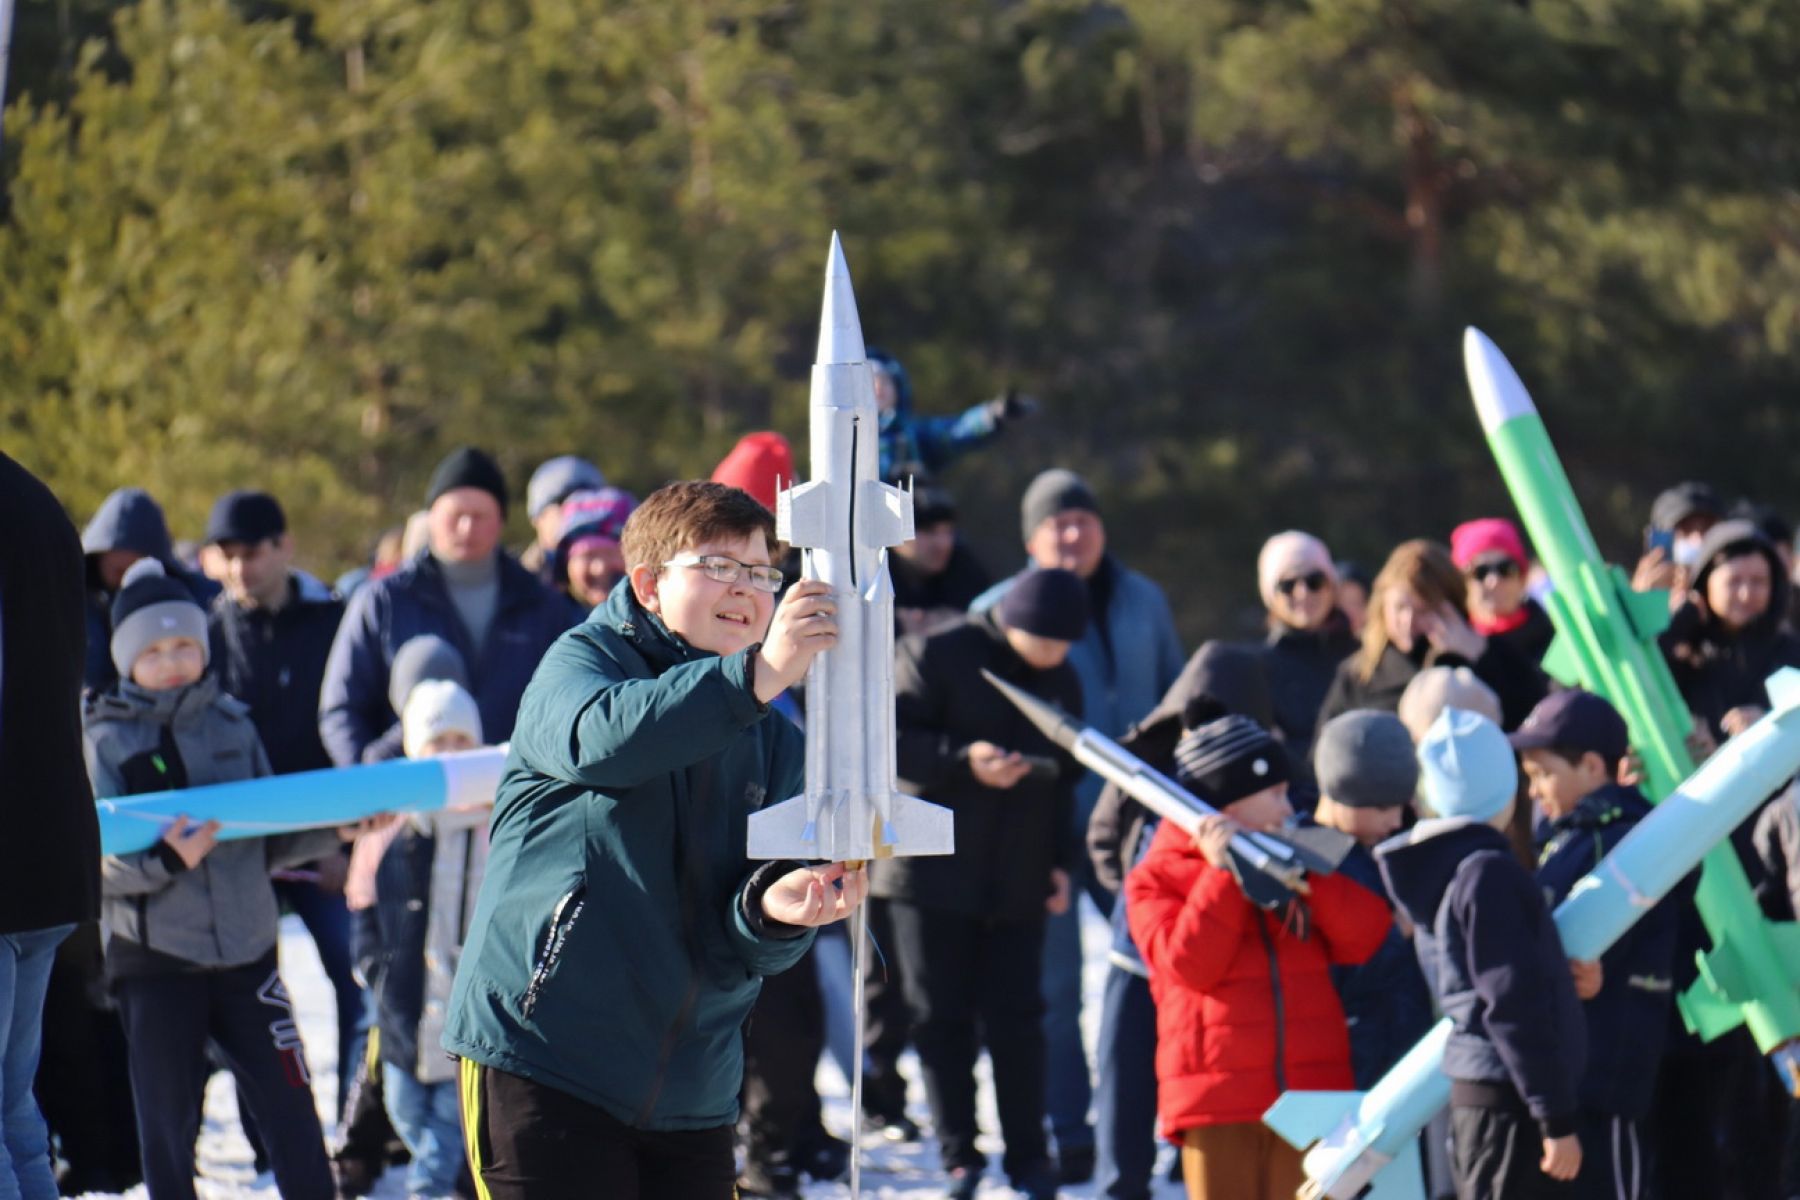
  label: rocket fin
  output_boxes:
[857,480,914,550]
[1767,921,1800,986]
[778,480,833,550]
[881,792,955,856]
[747,794,821,860]
[1262,1090,1363,1151]
[1764,667,1800,714]
[1620,581,1674,641]
[1678,970,1750,1042]
[1541,632,1582,689]
[1353,1160,1431,1200]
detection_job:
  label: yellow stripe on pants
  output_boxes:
[458,1058,492,1200]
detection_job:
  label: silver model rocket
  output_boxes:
[746,234,955,864]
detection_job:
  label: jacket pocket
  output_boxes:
[520,884,587,1020]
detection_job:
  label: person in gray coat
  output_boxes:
[89,559,362,1200]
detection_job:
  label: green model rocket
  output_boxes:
[1465,327,1800,1093]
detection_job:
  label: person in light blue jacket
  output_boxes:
[969,467,1184,1184]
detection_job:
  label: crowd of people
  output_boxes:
[0,356,1798,1200]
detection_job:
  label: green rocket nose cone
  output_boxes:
[1464,327,1537,434]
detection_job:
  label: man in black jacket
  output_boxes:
[203,490,367,1127]
[0,452,101,1198]
[871,568,1088,1200]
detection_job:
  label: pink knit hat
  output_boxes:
[1450,518,1528,570]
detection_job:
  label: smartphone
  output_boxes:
[1645,525,1674,556]
[1017,754,1060,783]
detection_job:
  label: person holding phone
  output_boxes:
[870,567,1089,1200]
[1631,481,1723,613]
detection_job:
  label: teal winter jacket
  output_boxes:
[442,583,813,1130]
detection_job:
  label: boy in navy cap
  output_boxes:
[1377,709,1587,1198]
[1511,691,1680,1200]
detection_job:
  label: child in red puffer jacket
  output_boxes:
[1126,714,1390,1200]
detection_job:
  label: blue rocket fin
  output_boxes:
[1261,1089,1362,1150]
[1765,667,1800,714]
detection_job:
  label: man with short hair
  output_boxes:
[204,491,365,1126]
[970,467,1185,1184]
[320,447,582,769]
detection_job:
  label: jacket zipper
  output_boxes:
[1256,914,1288,1092]
[520,887,585,1019]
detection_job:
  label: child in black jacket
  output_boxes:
[1378,708,1587,1199]
[1513,691,1681,1200]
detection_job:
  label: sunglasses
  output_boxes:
[1466,559,1521,584]
[1275,570,1330,597]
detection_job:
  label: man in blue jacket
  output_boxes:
[443,480,868,1199]
[1513,691,1680,1200]
[970,467,1185,1182]
[318,447,581,767]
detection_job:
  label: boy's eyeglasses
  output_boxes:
[1275,570,1330,597]
[1466,559,1521,584]
[662,554,786,593]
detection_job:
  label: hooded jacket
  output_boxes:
[208,574,344,776]
[1320,831,1435,1090]
[86,675,343,976]
[81,488,221,692]
[1535,784,1679,1120]
[441,583,815,1131]
[1660,520,1800,741]
[869,609,1082,920]
[869,350,1004,484]
[1125,818,1388,1135]
[1377,818,1586,1136]
[0,451,100,934]
[319,550,580,767]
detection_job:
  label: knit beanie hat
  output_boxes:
[1172,715,1290,807]
[111,558,209,678]
[1020,469,1100,542]
[1416,707,1517,822]
[997,568,1090,643]
[1257,531,1337,607]
[426,447,509,516]
[387,635,471,719]
[1314,710,1419,809]
[1397,666,1502,743]
[402,679,483,759]
[1450,518,1529,571]
[558,488,637,549]
[526,456,605,520]
[710,432,796,514]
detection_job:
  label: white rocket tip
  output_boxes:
[818,233,868,367]
[1463,327,1538,433]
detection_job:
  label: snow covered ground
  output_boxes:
[79,904,1188,1199]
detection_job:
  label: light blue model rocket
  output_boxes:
[98,745,507,856]
[1264,671,1800,1199]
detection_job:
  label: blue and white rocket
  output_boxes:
[98,746,507,856]
[745,234,955,865]
[1263,671,1800,1200]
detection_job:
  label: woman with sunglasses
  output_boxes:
[1318,539,1547,732]
[1450,518,1554,667]
[1256,532,1357,809]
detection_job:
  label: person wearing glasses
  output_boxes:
[444,480,869,1200]
[1451,518,1554,668]
[1255,531,1357,811]
[1319,540,1546,732]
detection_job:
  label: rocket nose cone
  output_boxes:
[1464,327,1538,433]
[818,232,868,367]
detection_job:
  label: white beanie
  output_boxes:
[1257,531,1337,608]
[402,679,483,759]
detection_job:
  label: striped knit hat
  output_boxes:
[1172,714,1290,807]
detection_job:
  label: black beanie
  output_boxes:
[998,568,1090,642]
[1020,468,1100,542]
[1172,715,1290,807]
[426,447,509,515]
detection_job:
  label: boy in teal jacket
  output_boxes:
[444,481,867,1199]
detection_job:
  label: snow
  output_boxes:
[76,905,1189,1199]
